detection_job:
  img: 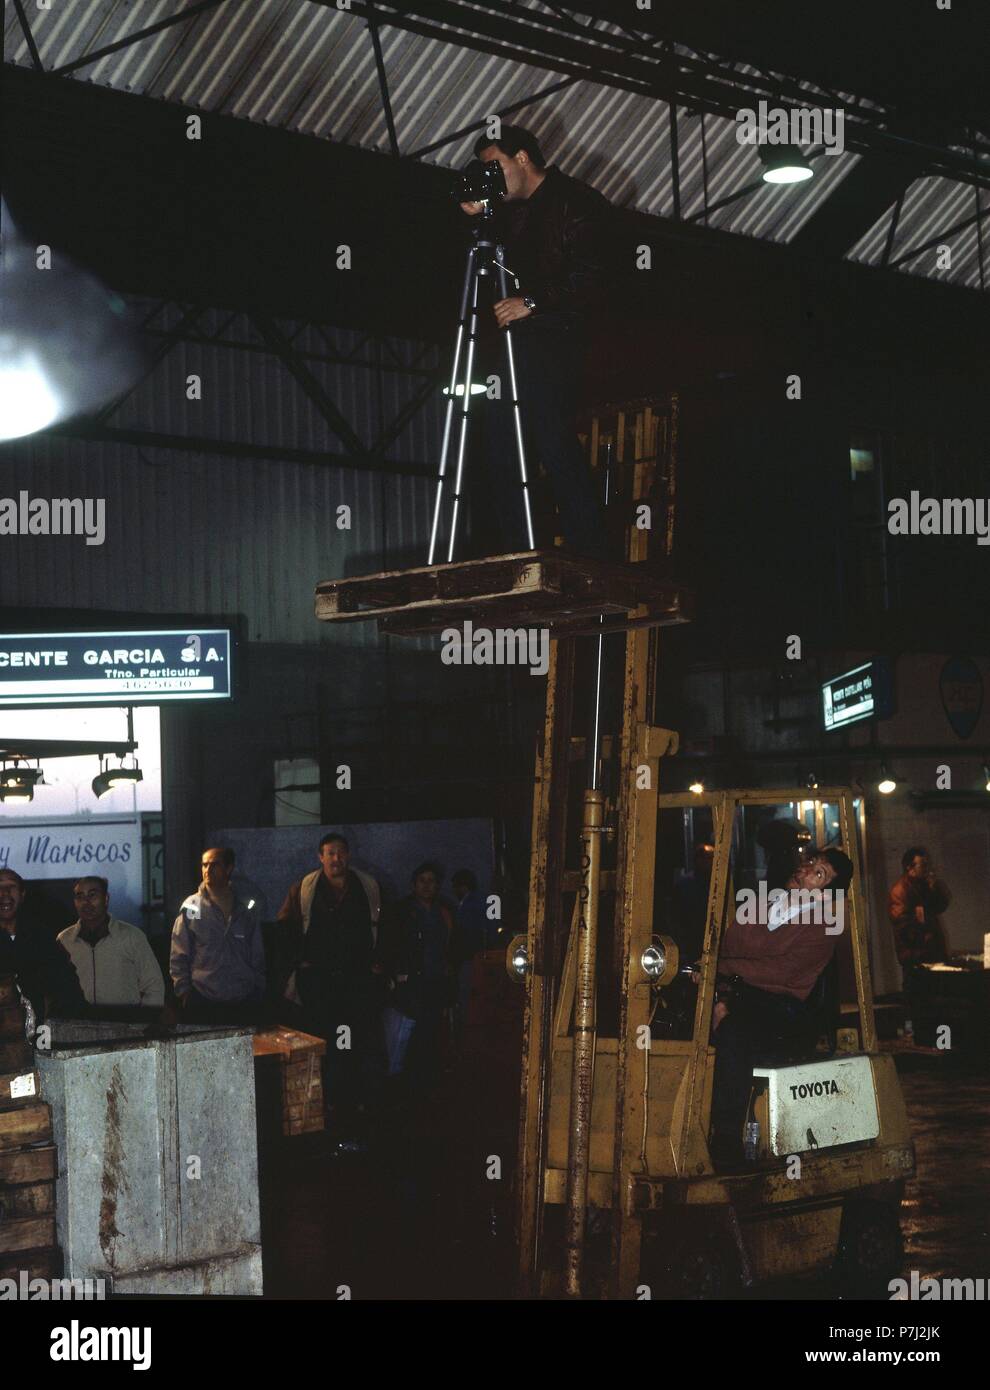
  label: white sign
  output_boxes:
[10,1073,37,1099]
[754,1056,880,1155]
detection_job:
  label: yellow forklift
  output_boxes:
[316,395,914,1299]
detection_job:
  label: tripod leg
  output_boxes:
[496,252,536,551]
[446,265,483,563]
[429,246,478,565]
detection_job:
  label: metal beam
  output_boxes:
[47,422,435,478]
[252,314,372,462]
[93,302,209,425]
[366,2,401,158]
[50,0,232,78]
[314,1,990,190]
[887,202,990,271]
[11,0,44,72]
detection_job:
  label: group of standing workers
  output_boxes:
[0,833,494,1139]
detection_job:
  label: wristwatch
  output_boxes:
[522,295,537,313]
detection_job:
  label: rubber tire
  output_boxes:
[835,1200,904,1300]
[645,1222,738,1300]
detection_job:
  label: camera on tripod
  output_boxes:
[453,158,507,205]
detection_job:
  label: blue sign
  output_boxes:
[939,655,983,739]
[0,629,233,706]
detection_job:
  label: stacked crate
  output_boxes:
[0,975,60,1283]
[252,1027,326,1136]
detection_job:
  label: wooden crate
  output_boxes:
[253,1028,326,1137]
[0,1103,52,1151]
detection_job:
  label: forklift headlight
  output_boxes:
[640,934,678,986]
[506,934,530,982]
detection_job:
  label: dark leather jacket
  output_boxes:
[486,166,613,327]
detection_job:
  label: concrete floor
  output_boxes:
[258,1049,990,1300]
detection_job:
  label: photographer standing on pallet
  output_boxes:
[459,124,612,558]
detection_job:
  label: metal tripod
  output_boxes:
[428,207,535,564]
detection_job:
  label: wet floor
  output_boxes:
[258,1049,990,1300]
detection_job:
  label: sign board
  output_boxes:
[822,658,892,731]
[0,630,232,706]
[0,819,145,926]
[754,1056,880,1155]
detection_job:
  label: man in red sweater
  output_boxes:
[708,847,854,1166]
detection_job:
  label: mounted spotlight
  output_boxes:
[983,763,990,793]
[758,143,814,184]
[92,761,143,799]
[0,782,34,803]
[0,765,42,793]
[0,200,144,442]
[688,780,705,795]
[805,772,819,790]
[878,763,897,795]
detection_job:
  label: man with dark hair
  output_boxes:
[0,868,84,1026]
[170,846,266,1017]
[381,862,455,1086]
[278,833,382,1136]
[59,876,164,1008]
[707,848,854,1166]
[460,122,612,557]
[888,846,949,977]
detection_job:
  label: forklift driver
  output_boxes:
[706,847,854,1168]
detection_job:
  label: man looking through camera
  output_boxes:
[459,125,611,558]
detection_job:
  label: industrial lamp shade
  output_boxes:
[758,143,814,184]
[0,200,145,441]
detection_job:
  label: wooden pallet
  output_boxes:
[315,551,692,638]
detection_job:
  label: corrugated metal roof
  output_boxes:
[6,1,980,284]
[847,175,987,290]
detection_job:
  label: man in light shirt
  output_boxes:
[171,846,266,1018]
[58,876,164,1008]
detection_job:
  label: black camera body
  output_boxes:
[453,158,508,205]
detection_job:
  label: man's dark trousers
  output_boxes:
[485,319,605,556]
[710,985,808,1149]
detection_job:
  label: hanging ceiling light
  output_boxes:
[758,143,814,184]
[878,763,897,795]
[0,200,145,442]
[92,758,143,799]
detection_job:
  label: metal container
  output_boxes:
[38,1019,262,1295]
